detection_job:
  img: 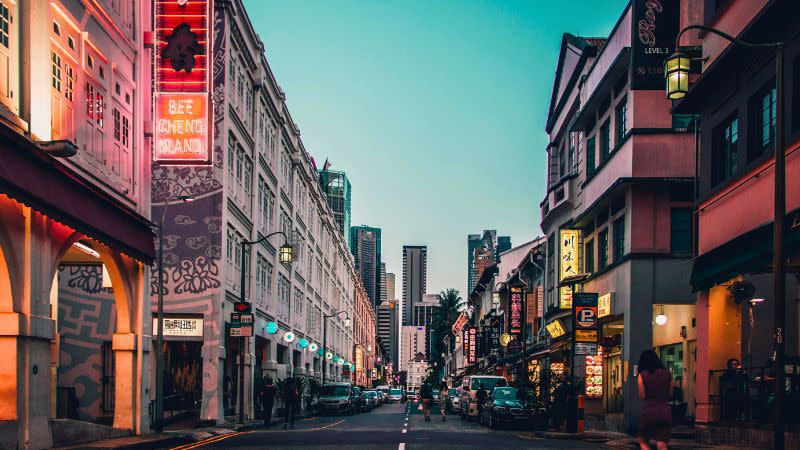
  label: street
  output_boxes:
[166,403,596,449]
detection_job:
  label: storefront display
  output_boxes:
[585,347,603,398]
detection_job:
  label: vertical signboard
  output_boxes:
[631,0,680,89]
[573,292,599,355]
[154,0,213,164]
[559,230,580,309]
[509,286,523,338]
[467,327,477,365]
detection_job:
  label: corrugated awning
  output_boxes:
[0,124,156,263]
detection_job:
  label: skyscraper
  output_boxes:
[467,230,511,292]
[402,245,427,326]
[379,262,387,303]
[350,225,381,307]
[383,272,398,368]
[386,272,395,304]
[318,169,352,245]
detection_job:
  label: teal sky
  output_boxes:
[244,0,628,298]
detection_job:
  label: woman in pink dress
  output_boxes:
[637,349,671,450]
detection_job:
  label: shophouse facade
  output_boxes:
[352,276,377,386]
[152,0,359,424]
[0,0,155,447]
[670,0,800,445]
[540,1,697,432]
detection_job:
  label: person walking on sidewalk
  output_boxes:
[260,377,277,427]
[282,377,299,430]
[475,383,488,423]
[439,381,449,422]
[637,350,672,450]
[420,381,433,422]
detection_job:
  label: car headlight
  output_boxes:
[494,406,508,412]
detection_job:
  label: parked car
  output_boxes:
[318,382,357,416]
[353,386,368,413]
[387,388,404,403]
[479,386,547,429]
[459,375,508,420]
[432,389,440,404]
[446,387,461,413]
[406,390,418,402]
[363,390,379,409]
[375,390,385,405]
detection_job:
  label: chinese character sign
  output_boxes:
[154,0,212,164]
[559,229,581,309]
[467,327,477,365]
[509,286,523,338]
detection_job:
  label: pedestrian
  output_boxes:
[637,349,671,450]
[439,381,449,422]
[475,383,487,423]
[260,377,277,427]
[420,381,433,422]
[283,377,299,430]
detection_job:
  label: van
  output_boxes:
[458,375,508,419]
[318,382,356,415]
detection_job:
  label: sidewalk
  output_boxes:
[51,413,310,450]
[533,429,761,450]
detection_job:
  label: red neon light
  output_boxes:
[154,0,212,164]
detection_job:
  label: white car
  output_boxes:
[387,388,403,403]
[459,375,508,419]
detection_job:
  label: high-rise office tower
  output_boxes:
[350,225,381,307]
[413,293,440,328]
[386,272,395,304]
[318,169,352,245]
[377,300,398,373]
[402,245,427,326]
[379,262,387,303]
[467,230,511,292]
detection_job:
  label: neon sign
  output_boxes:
[154,0,212,164]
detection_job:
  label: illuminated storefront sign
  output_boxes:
[598,293,613,318]
[154,0,212,164]
[467,327,477,365]
[545,320,566,339]
[509,286,523,337]
[356,347,363,370]
[153,317,203,337]
[559,229,580,309]
[585,347,603,398]
[452,313,467,335]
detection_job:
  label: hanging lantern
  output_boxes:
[664,51,690,100]
[326,352,333,360]
[279,243,293,264]
[284,331,295,343]
[309,343,319,352]
[265,321,279,334]
[298,338,309,349]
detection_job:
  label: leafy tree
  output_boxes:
[430,289,465,369]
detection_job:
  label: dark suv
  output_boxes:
[318,382,356,415]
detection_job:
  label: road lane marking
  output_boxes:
[402,429,407,434]
[399,443,406,450]
[515,433,536,440]
[310,419,345,431]
[171,431,249,450]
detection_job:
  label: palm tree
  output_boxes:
[432,289,465,332]
[430,289,465,370]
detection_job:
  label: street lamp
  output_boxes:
[237,231,292,424]
[154,194,193,432]
[323,310,350,384]
[664,51,691,100]
[666,24,785,449]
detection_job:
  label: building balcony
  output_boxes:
[540,175,574,224]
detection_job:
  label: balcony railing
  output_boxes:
[708,361,800,425]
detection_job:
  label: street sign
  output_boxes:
[575,342,598,355]
[230,312,253,337]
[575,329,598,343]
[233,302,251,313]
[575,305,597,329]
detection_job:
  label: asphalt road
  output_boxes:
[169,401,598,449]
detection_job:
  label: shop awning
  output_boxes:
[0,124,156,263]
[690,210,800,291]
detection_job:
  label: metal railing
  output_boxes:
[708,362,800,424]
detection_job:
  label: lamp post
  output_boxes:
[237,231,292,425]
[154,194,194,432]
[322,310,350,384]
[665,25,784,449]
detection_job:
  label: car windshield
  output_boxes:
[320,386,350,397]
[471,377,508,390]
[390,389,402,395]
[492,387,519,400]
[365,391,376,397]
[449,388,457,395]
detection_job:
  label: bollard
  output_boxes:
[577,394,585,433]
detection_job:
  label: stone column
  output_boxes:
[201,343,225,422]
[112,333,137,430]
